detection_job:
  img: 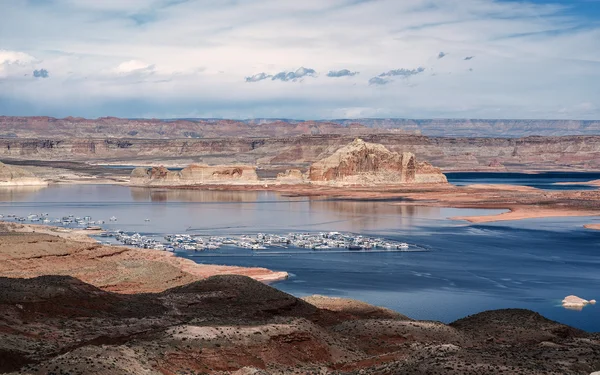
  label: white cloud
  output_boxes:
[113,60,155,74]
[0,0,599,119]
[0,50,36,65]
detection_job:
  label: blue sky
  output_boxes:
[1,0,599,119]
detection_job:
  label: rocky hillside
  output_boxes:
[308,139,447,184]
[0,274,598,375]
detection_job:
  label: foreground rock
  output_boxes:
[0,275,599,375]
[130,164,259,186]
[0,162,47,187]
[0,226,287,293]
[308,138,447,185]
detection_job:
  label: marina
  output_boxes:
[0,211,415,252]
[112,231,414,252]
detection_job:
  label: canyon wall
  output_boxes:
[2,134,600,171]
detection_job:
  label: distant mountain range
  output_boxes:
[0,116,599,138]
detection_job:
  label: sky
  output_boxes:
[0,0,599,120]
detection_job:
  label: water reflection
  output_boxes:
[307,200,443,233]
[130,188,262,203]
[0,186,47,201]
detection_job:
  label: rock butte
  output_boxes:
[308,138,447,185]
[0,162,47,187]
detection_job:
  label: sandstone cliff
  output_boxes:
[308,139,447,185]
[130,164,259,186]
[0,162,47,187]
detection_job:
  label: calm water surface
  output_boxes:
[0,184,599,332]
[447,171,600,190]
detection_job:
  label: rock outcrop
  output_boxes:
[130,164,259,186]
[562,295,596,310]
[276,169,305,184]
[308,139,447,185]
[0,162,47,186]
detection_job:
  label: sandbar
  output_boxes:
[451,207,600,224]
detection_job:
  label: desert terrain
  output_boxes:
[2,117,600,374]
[0,227,599,375]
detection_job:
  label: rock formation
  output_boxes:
[130,164,259,186]
[276,169,305,184]
[0,162,47,186]
[308,138,447,185]
[562,295,596,310]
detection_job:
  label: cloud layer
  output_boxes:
[0,0,599,119]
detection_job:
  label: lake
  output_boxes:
[0,183,599,332]
[446,171,600,190]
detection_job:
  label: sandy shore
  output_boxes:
[0,221,288,293]
[452,207,600,224]
[584,224,600,231]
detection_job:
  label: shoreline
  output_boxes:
[0,221,289,293]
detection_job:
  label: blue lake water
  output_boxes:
[446,171,600,190]
[0,184,599,332]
